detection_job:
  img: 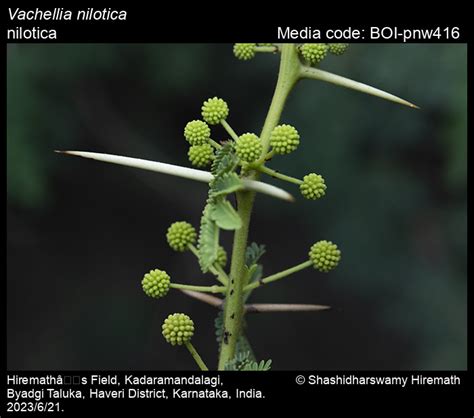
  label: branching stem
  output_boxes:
[244,260,313,292]
[217,44,301,370]
[221,120,240,142]
[251,164,302,185]
[170,283,226,294]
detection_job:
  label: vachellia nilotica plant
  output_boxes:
[58,43,417,371]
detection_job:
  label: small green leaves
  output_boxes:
[245,242,266,266]
[184,120,211,145]
[233,43,256,60]
[224,351,252,370]
[211,142,239,177]
[235,133,263,163]
[300,173,326,200]
[211,172,244,197]
[242,359,272,371]
[202,97,229,125]
[328,43,349,55]
[224,351,272,371]
[162,313,194,346]
[211,199,242,230]
[309,240,341,272]
[142,269,170,298]
[300,43,329,65]
[198,203,220,272]
[270,124,300,155]
[197,144,243,271]
[188,144,214,167]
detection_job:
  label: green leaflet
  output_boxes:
[211,172,244,197]
[236,334,256,362]
[211,198,242,230]
[198,144,241,270]
[242,359,272,371]
[211,142,238,177]
[224,352,271,371]
[243,242,265,301]
[224,351,251,371]
[198,203,219,272]
[245,242,266,266]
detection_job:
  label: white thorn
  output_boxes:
[300,66,419,109]
[56,150,294,202]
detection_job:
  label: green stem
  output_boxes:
[218,190,254,369]
[185,341,209,371]
[255,46,278,53]
[217,44,301,370]
[253,150,276,167]
[170,283,226,294]
[258,44,301,158]
[209,138,222,149]
[221,120,240,142]
[252,164,302,185]
[244,260,312,292]
[188,244,229,285]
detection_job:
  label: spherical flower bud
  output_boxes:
[233,43,256,60]
[166,221,197,252]
[142,269,170,298]
[269,124,300,155]
[300,43,329,64]
[328,43,349,56]
[162,313,195,346]
[300,173,326,200]
[188,144,214,167]
[309,240,341,272]
[201,97,229,125]
[217,246,228,268]
[235,133,262,163]
[184,120,211,145]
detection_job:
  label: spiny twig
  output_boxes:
[179,290,330,313]
[245,303,330,313]
[178,289,223,308]
[55,150,294,202]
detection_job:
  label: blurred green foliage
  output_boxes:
[7,44,466,369]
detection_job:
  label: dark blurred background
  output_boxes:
[7,44,466,370]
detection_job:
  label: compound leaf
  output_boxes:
[211,172,244,197]
[210,198,242,230]
[198,203,219,272]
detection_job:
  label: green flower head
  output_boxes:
[201,97,229,125]
[233,43,256,60]
[328,43,349,55]
[166,221,197,252]
[235,133,262,163]
[300,173,326,200]
[142,269,171,298]
[188,144,214,167]
[309,240,341,272]
[184,120,211,146]
[269,124,300,155]
[217,245,228,268]
[300,43,329,64]
[162,313,195,346]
